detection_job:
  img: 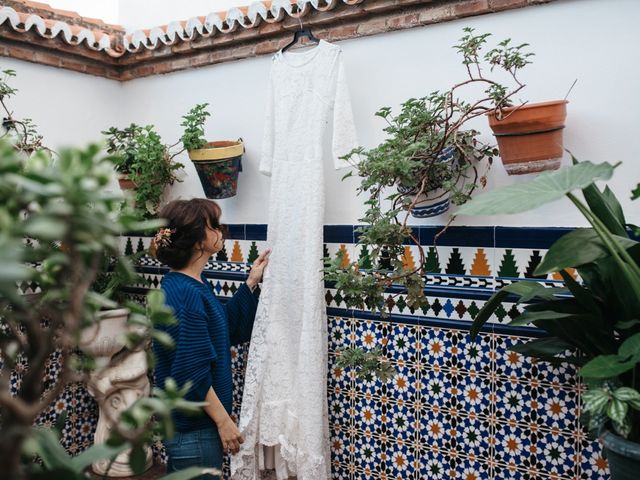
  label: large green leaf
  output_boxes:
[129,444,147,474]
[581,180,627,236]
[470,289,509,339]
[534,229,638,275]
[619,332,640,362]
[457,161,615,216]
[22,428,69,471]
[580,354,636,378]
[558,270,601,318]
[508,310,575,327]
[509,337,575,360]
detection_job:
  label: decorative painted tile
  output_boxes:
[448,456,491,480]
[494,376,579,432]
[325,242,358,269]
[493,422,577,479]
[381,322,421,365]
[352,431,386,475]
[383,437,416,479]
[328,353,354,394]
[577,437,609,480]
[331,426,354,467]
[385,401,419,445]
[443,370,493,417]
[494,334,579,388]
[328,393,354,432]
[423,327,492,374]
[328,316,354,352]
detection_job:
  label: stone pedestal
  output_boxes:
[80,308,152,477]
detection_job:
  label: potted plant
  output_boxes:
[180,103,244,199]
[328,29,534,320]
[487,99,568,175]
[457,160,640,479]
[102,123,184,218]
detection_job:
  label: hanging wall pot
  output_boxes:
[117,174,136,191]
[487,100,568,175]
[189,139,244,199]
[399,145,456,218]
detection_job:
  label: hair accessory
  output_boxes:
[154,228,175,248]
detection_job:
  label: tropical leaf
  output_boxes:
[618,332,640,362]
[558,270,601,318]
[508,310,575,327]
[509,337,575,361]
[581,354,636,378]
[456,161,616,216]
[581,181,627,237]
[535,229,637,275]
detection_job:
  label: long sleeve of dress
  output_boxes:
[170,308,217,402]
[331,51,358,170]
[259,69,275,177]
[225,282,259,345]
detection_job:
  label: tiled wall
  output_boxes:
[21,225,609,479]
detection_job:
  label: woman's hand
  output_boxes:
[216,415,244,455]
[246,249,271,289]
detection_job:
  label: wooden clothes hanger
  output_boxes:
[282,17,320,52]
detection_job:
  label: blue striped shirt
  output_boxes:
[153,271,258,432]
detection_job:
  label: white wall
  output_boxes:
[0,57,122,151]
[119,0,640,226]
[8,0,639,227]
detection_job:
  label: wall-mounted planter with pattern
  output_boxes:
[189,140,244,199]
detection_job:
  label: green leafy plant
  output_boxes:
[102,124,184,218]
[0,69,50,156]
[325,28,534,379]
[457,159,640,443]
[0,139,211,479]
[180,102,211,151]
[90,250,147,309]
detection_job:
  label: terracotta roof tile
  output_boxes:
[0,0,367,58]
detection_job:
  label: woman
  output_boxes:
[151,198,270,478]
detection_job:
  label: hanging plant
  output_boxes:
[102,124,184,218]
[325,28,543,379]
[180,103,244,199]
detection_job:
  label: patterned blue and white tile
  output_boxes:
[494,375,579,433]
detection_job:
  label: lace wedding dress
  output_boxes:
[231,40,357,480]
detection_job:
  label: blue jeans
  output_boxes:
[163,426,223,480]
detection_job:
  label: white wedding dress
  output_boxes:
[231,40,357,480]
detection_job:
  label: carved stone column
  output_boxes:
[79,308,152,477]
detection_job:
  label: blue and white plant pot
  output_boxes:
[410,189,451,218]
[397,145,456,218]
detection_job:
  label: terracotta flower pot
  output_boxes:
[117,174,137,190]
[487,100,568,175]
[189,140,244,199]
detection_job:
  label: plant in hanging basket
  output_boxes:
[102,123,184,218]
[325,28,558,380]
[181,103,243,199]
